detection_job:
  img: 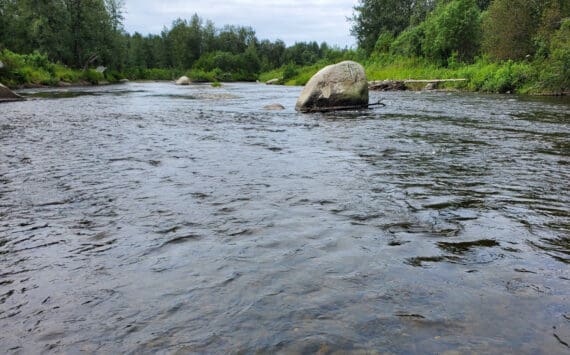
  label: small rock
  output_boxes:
[119,79,129,83]
[176,76,191,85]
[425,82,438,91]
[266,78,280,85]
[263,103,285,110]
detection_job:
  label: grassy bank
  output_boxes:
[259,54,568,95]
[2,49,567,96]
[0,50,123,87]
[0,50,259,88]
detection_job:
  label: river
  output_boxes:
[1,82,569,353]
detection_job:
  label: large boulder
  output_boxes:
[295,61,368,112]
[175,76,191,85]
[0,83,24,102]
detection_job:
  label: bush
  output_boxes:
[539,19,570,92]
[422,0,482,65]
[82,69,104,84]
[374,32,396,54]
[54,65,81,82]
[282,63,298,82]
[391,25,425,58]
[187,69,216,82]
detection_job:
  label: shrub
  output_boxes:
[539,19,570,92]
[282,63,298,82]
[82,69,104,84]
[391,25,425,58]
[422,0,482,65]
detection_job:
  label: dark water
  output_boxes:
[1,82,569,354]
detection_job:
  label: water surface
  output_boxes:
[1,83,569,353]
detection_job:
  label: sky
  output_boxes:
[123,0,359,48]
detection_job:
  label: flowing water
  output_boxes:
[1,82,569,354]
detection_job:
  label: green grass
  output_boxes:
[1,48,562,95]
[258,55,547,94]
[0,49,127,87]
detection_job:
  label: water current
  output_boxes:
[1,82,569,353]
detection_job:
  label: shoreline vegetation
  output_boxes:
[1,0,568,96]
[2,49,568,97]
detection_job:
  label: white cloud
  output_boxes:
[123,0,358,47]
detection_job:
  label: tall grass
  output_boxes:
[258,54,543,94]
[0,49,122,87]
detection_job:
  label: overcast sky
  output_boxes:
[123,0,358,47]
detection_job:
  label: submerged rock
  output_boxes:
[295,61,369,112]
[176,76,191,85]
[262,103,285,110]
[0,83,24,102]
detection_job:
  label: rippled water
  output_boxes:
[1,82,569,353]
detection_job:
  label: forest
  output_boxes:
[0,0,569,93]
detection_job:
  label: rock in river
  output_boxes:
[0,83,24,102]
[295,61,369,112]
[266,78,280,85]
[262,103,285,110]
[176,76,191,85]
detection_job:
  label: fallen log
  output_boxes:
[369,78,467,91]
[301,101,385,113]
[403,79,467,83]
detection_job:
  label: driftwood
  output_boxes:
[369,79,467,91]
[403,79,467,83]
[83,53,100,71]
[302,101,385,113]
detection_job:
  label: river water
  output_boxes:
[1,82,569,353]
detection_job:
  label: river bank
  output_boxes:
[2,50,568,96]
[259,56,570,96]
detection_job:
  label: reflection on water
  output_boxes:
[1,83,569,353]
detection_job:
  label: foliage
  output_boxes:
[539,19,570,92]
[0,0,125,69]
[482,0,570,61]
[389,24,425,58]
[82,69,104,85]
[482,0,536,60]
[1,50,57,85]
[350,0,435,53]
[348,0,569,94]
[422,0,482,65]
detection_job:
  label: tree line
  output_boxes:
[1,0,568,91]
[350,0,570,91]
[351,0,569,64]
[0,1,345,81]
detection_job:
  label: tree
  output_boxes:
[482,0,537,60]
[542,19,570,92]
[350,0,436,53]
[422,0,481,64]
